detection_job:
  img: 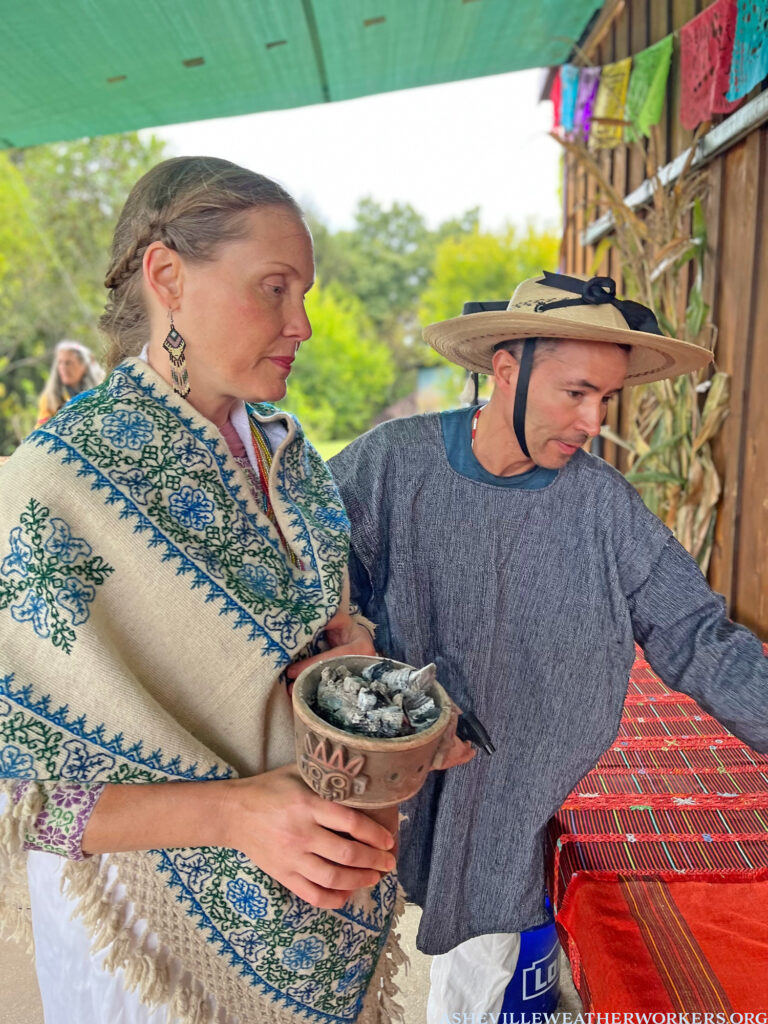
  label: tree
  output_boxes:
[0,155,47,447]
[280,282,397,442]
[418,223,561,327]
[0,133,166,452]
[415,224,560,394]
[310,198,479,362]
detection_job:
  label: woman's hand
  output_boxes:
[82,765,397,911]
[220,765,396,908]
[286,608,375,680]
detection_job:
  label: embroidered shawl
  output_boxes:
[0,359,402,1024]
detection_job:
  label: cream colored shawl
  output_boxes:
[0,359,403,1024]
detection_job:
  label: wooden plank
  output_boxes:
[611,11,630,275]
[731,126,768,639]
[708,131,761,612]
[627,0,651,193]
[650,0,671,167]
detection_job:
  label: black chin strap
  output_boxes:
[513,338,536,459]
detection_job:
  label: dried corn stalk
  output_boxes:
[554,125,729,573]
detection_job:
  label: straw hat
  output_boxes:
[423,272,713,385]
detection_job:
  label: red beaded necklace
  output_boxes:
[471,407,482,450]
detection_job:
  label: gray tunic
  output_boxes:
[329,412,768,956]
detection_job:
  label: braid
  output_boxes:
[99,157,301,371]
[104,241,151,291]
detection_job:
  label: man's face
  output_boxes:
[511,339,629,469]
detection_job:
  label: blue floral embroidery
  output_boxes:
[226,878,268,920]
[184,545,224,580]
[336,957,372,995]
[56,577,96,625]
[109,468,155,506]
[336,921,366,959]
[263,613,300,647]
[0,744,36,778]
[281,892,321,931]
[240,564,278,599]
[230,929,267,961]
[282,936,326,971]
[1,528,32,578]
[60,739,116,781]
[171,435,212,469]
[44,519,92,565]
[168,487,216,531]
[101,410,155,450]
[314,507,349,532]
[286,980,323,1004]
[11,590,50,638]
[172,851,214,894]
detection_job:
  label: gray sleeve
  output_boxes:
[328,433,387,612]
[628,536,768,752]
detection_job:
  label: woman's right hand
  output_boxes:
[82,766,396,910]
[218,765,397,909]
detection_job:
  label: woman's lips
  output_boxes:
[269,357,295,373]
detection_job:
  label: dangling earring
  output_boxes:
[163,310,190,398]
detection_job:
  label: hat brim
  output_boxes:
[423,311,713,384]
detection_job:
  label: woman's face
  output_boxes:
[173,205,315,416]
[56,349,87,389]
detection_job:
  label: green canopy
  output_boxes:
[2,0,600,149]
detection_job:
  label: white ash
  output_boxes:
[313,660,441,737]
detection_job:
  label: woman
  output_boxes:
[36,339,105,425]
[0,157,404,1024]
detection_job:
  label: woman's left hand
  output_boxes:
[285,609,375,680]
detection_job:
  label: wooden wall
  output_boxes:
[561,0,768,639]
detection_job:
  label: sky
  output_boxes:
[151,68,562,234]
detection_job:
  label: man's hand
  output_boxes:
[286,609,375,680]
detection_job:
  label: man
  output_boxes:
[329,272,768,1018]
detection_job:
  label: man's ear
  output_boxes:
[143,242,184,311]
[491,348,520,397]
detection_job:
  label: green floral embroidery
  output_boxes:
[0,499,114,654]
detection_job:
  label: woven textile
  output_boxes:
[727,0,768,99]
[549,646,768,1012]
[0,359,401,1024]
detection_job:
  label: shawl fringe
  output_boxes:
[0,780,44,951]
[58,856,407,1024]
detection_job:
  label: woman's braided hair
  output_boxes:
[100,156,302,370]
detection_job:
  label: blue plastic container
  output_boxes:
[500,917,560,1015]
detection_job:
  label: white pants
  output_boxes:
[27,851,174,1024]
[427,931,521,1022]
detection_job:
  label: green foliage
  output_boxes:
[419,223,560,324]
[0,146,560,453]
[417,223,560,368]
[310,197,479,361]
[279,282,397,442]
[0,134,166,453]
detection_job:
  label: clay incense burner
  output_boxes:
[292,654,454,809]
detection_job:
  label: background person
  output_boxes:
[0,156,403,1024]
[36,339,105,425]
[329,272,768,1020]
